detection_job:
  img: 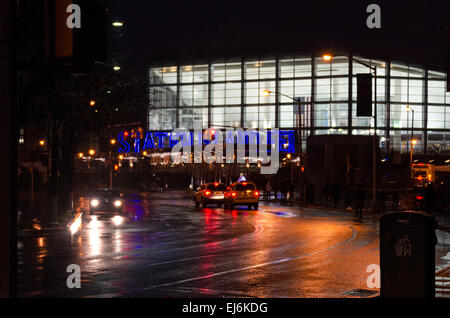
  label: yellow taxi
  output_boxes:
[194,182,227,207]
[224,181,259,210]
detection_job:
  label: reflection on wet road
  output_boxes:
[17,191,450,298]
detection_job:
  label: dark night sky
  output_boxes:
[107,0,449,73]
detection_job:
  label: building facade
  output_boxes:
[148,53,450,154]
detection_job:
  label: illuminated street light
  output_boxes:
[143,151,148,156]
[110,139,116,145]
[118,154,124,160]
[262,89,272,96]
[112,21,124,27]
[89,100,96,106]
[113,65,121,71]
[89,149,95,156]
[78,152,84,158]
[39,140,45,146]
[412,139,417,145]
[322,54,333,61]
[287,153,291,159]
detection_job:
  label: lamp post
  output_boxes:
[323,53,378,212]
[406,106,415,178]
[262,89,304,203]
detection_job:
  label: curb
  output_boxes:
[18,226,67,236]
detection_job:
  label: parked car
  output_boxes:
[224,181,259,210]
[194,182,227,207]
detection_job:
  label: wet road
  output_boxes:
[17,190,450,298]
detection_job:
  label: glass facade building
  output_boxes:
[148,53,450,154]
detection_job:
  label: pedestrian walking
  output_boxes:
[288,182,295,205]
[354,184,366,221]
[424,182,435,214]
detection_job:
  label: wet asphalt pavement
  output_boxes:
[17,190,450,298]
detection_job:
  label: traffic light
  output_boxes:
[356,73,372,116]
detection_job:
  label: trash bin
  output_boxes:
[380,211,437,298]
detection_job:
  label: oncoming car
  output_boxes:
[224,181,259,210]
[194,182,227,207]
[90,188,124,215]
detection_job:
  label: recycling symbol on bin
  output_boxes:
[395,234,412,257]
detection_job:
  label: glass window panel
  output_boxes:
[408,66,425,78]
[280,58,294,78]
[428,132,450,153]
[149,86,177,108]
[193,64,208,82]
[428,80,446,104]
[161,66,177,84]
[259,60,276,79]
[212,83,225,105]
[331,77,348,101]
[390,78,408,103]
[245,81,275,104]
[225,82,241,105]
[211,107,225,126]
[294,57,312,77]
[408,79,423,103]
[178,107,208,129]
[224,107,241,127]
[315,78,331,101]
[149,67,163,85]
[244,106,275,129]
[149,109,176,130]
[427,106,446,129]
[428,70,446,79]
[211,62,226,82]
[280,105,294,128]
[180,65,193,83]
[245,60,260,80]
[225,62,242,81]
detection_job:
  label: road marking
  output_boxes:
[86,225,357,297]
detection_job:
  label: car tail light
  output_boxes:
[205,190,211,196]
[416,195,424,200]
[214,182,219,186]
[231,192,237,197]
[254,191,259,197]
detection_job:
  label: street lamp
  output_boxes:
[262,89,304,203]
[78,152,83,158]
[112,21,124,27]
[406,106,415,178]
[39,140,45,146]
[110,139,116,145]
[89,149,95,156]
[113,65,121,71]
[323,53,378,212]
[411,139,417,178]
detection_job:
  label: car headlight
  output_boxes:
[114,200,122,207]
[112,215,123,226]
[91,199,99,207]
